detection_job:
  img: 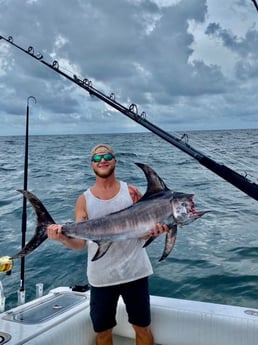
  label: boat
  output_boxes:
[1,284,258,345]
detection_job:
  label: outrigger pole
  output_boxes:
[1,35,258,201]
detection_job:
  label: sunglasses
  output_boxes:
[91,153,115,163]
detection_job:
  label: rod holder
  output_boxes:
[17,289,26,305]
[36,283,44,298]
[0,281,5,312]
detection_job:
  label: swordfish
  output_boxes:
[10,163,207,263]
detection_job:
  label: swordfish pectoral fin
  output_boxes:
[91,241,113,261]
[159,224,177,262]
[12,190,56,259]
[143,236,155,248]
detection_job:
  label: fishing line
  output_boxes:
[172,130,258,182]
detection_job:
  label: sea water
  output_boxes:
[0,129,257,310]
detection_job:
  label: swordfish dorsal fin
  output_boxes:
[135,162,169,199]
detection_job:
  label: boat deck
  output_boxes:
[113,335,135,345]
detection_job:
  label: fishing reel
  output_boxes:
[0,256,14,275]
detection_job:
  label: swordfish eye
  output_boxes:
[181,200,191,212]
[172,199,188,219]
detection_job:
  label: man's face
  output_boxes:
[91,146,116,178]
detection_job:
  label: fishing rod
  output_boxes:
[18,96,36,303]
[251,0,258,12]
[1,34,258,201]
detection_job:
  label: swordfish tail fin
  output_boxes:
[11,190,56,259]
[0,190,55,273]
[14,190,55,260]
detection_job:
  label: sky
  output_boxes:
[0,0,258,136]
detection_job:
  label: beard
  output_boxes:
[93,164,116,178]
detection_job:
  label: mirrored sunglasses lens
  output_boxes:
[92,155,102,162]
[103,153,113,161]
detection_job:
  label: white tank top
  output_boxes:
[84,181,153,286]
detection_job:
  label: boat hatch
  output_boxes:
[0,332,11,344]
[3,293,86,324]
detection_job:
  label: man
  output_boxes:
[47,144,167,345]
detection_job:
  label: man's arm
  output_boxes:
[128,184,142,203]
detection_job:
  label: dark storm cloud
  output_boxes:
[0,0,257,135]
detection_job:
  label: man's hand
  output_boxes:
[47,224,65,241]
[47,224,86,250]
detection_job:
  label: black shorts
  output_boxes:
[90,277,151,333]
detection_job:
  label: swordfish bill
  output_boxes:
[12,163,207,262]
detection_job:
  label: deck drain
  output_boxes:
[52,304,63,310]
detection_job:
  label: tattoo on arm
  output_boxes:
[128,185,142,203]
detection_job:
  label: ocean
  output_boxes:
[0,129,258,310]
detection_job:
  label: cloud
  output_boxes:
[0,0,257,135]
